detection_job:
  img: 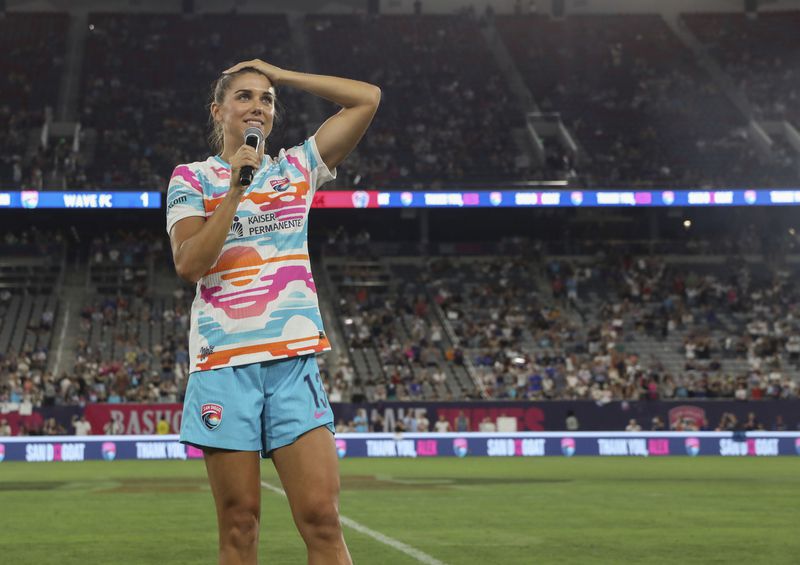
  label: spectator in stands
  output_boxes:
[42,417,65,435]
[403,410,418,434]
[478,416,497,432]
[433,414,451,433]
[370,411,385,432]
[0,418,11,436]
[565,410,579,431]
[72,415,92,436]
[743,411,762,431]
[103,417,123,435]
[416,412,430,432]
[353,409,368,433]
[156,416,170,435]
[625,418,642,432]
[455,410,470,432]
[715,412,738,432]
[650,416,666,431]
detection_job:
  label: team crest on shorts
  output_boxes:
[201,403,223,431]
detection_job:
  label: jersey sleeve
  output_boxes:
[284,135,337,199]
[165,164,206,236]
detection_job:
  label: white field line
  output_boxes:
[260,480,447,565]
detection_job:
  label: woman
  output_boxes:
[166,58,380,564]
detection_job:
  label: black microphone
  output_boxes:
[239,127,264,187]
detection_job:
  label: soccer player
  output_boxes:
[166,58,380,565]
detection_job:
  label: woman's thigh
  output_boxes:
[204,449,263,521]
[271,427,340,514]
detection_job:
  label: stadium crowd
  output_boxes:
[496,14,796,188]
[2,11,796,190]
[307,13,528,188]
[426,246,800,404]
[685,12,800,126]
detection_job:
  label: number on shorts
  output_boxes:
[304,374,328,409]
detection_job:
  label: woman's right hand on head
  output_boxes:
[229,144,261,195]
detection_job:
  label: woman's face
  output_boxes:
[213,72,276,154]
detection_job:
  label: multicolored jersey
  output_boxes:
[166,136,336,374]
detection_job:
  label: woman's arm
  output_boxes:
[224,60,381,170]
[170,144,261,283]
[170,195,238,284]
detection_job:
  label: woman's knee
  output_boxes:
[296,498,343,544]
[221,500,261,548]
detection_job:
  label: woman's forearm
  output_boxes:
[278,70,381,109]
[174,192,241,283]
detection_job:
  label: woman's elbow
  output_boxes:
[174,260,200,285]
[369,85,382,106]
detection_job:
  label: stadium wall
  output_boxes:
[1,432,799,462]
[1,401,796,436]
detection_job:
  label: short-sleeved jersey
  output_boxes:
[166,136,336,374]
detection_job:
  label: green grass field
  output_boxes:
[1,457,798,564]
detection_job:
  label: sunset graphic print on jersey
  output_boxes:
[166,136,335,373]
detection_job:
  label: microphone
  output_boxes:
[239,126,264,187]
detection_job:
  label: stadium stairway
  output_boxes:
[313,254,350,385]
[663,14,775,160]
[479,17,552,175]
[50,262,89,377]
[57,11,89,122]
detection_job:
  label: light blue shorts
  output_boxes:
[180,355,334,457]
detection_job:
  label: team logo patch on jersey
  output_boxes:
[201,403,223,430]
[270,177,291,192]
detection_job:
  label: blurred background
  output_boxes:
[1,0,800,436]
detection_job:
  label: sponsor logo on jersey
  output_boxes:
[201,403,223,431]
[230,216,244,239]
[199,345,215,360]
[167,195,187,210]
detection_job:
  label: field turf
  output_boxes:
[0,457,798,564]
